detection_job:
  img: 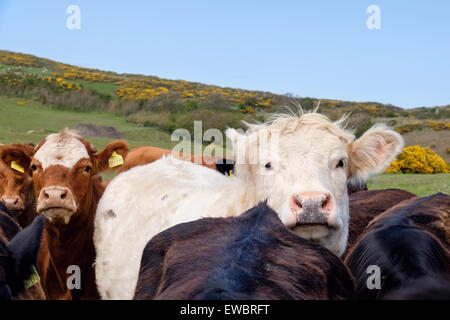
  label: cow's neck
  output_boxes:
[222,178,258,218]
[42,179,103,299]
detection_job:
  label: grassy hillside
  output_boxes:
[0,50,448,196]
[0,96,175,150]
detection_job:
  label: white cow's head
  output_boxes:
[226,111,403,256]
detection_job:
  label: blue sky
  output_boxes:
[0,0,449,108]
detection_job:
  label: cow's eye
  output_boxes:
[265,162,272,169]
[336,160,345,168]
[84,166,92,173]
[31,165,38,171]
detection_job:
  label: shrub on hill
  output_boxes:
[387,145,450,174]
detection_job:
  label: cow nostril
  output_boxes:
[44,192,49,199]
[322,199,328,209]
[295,198,302,209]
[61,192,67,200]
[13,198,18,205]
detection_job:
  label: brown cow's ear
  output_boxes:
[0,144,35,174]
[93,140,130,174]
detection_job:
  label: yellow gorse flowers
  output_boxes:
[387,145,450,174]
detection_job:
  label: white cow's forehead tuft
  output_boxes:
[34,132,90,170]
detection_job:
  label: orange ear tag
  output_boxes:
[108,151,124,168]
[11,161,25,173]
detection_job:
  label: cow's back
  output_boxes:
[94,156,239,300]
[344,189,416,258]
[134,203,355,300]
[345,193,450,299]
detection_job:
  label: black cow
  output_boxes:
[134,202,355,300]
[345,193,450,300]
[0,209,46,300]
[215,159,235,176]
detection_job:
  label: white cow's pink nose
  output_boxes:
[290,192,333,225]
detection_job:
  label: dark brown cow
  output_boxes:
[346,183,367,195]
[343,189,416,258]
[31,130,129,300]
[0,143,37,227]
[367,192,450,249]
[0,208,46,300]
[345,193,450,300]
[134,202,355,300]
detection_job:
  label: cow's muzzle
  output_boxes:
[290,191,334,227]
[0,196,25,217]
[37,186,77,224]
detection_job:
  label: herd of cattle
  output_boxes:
[0,111,449,300]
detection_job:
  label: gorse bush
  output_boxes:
[394,121,450,134]
[387,145,450,174]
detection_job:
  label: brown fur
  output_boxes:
[32,134,129,300]
[0,144,37,228]
[116,145,229,176]
[343,189,416,259]
[134,203,355,300]
[0,210,21,244]
[346,183,367,195]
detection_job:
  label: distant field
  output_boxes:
[73,80,119,99]
[368,173,449,196]
[0,95,176,150]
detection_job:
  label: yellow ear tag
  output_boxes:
[11,161,25,174]
[228,169,233,177]
[23,265,41,289]
[108,151,124,168]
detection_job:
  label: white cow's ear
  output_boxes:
[348,124,404,184]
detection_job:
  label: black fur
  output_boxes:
[135,202,354,300]
[215,159,235,176]
[0,203,11,217]
[346,195,450,300]
[0,216,44,299]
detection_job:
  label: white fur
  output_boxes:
[94,157,248,300]
[94,111,403,300]
[34,131,89,170]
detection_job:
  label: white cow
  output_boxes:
[94,111,403,299]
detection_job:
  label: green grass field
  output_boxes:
[0,95,179,150]
[368,173,449,196]
[73,80,119,99]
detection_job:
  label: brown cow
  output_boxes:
[115,145,232,176]
[134,202,355,300]
[0,144,37,227]
[343,189,416,258]
[345,193,450,299]
[30,130,129,300]
[0,208,46,300]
